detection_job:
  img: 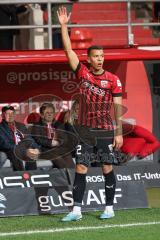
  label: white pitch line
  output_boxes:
[0,221,160,237]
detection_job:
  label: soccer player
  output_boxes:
[57,6,123,221]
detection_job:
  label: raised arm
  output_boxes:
[57,6,79,71]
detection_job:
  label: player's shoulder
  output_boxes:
[105,70,119,81]
[80,62,89,71]
[75,62,89,74]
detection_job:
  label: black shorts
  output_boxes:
[74,127,114,167]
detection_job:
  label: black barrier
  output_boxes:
[0,163,160,217]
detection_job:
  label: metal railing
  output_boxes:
[0,0,160,49]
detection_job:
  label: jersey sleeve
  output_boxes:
[112,76,122,97]
[74,62,89,79]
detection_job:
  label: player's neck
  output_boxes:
[90,68,104,75]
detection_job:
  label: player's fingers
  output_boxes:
[115,142,123,150]
[59,6,63,15]
[112,139,115,147]
[62,6,65,15]
[68,12,71,20]
[57,10,60,18]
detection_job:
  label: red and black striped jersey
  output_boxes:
[74,63,122,130]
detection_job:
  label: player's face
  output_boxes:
[3,110,15,123]
[88,49,104,72]
[41,107,55,123]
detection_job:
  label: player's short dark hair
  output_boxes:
[1,105,15,113]
[39,102,55,114]
[87,45,103,56]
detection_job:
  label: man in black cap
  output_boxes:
[0,105,40,171]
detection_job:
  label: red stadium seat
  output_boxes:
[26,112,40,124]
[121,124,160,158]
[71,28,93,49]
[55,111,68,122]
[122,137,146,156]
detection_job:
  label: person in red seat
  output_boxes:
[58,6,123,221]
[30,102,76,168]
[0,105,40,171]
[121,123,160,159]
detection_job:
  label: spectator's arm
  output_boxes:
[30,125,52,149]
[0,135,15,151]
[17,123,41,150]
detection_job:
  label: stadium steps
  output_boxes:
[71,2,159,48]
[71,10,133,23]
[86,27,153,38]
[72,2,127,11]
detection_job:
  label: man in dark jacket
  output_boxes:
[31,102,76,168]
[0,105,40,171]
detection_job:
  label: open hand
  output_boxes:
[57,6,71,25]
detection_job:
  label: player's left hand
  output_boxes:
[57,6,71,25]
[113,135,123,150]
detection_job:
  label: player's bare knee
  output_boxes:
[76,164,88,174]
[102,164,113,174]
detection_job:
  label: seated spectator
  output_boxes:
[30,102,76,168]
[0,105,40,171]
